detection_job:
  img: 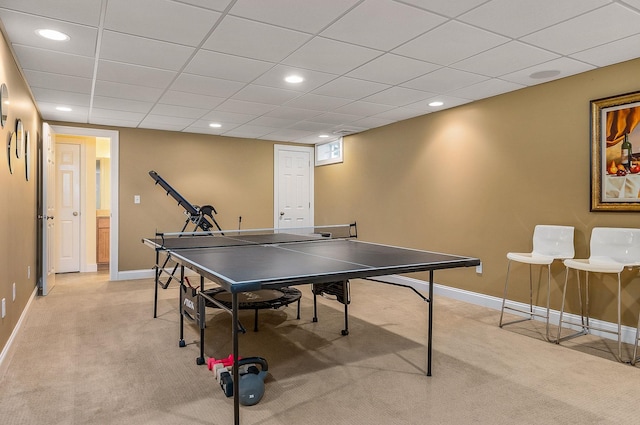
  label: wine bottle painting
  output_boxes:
[591,91,640,211]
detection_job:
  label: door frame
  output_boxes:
[273,144,314,229]
[51,125,119,281]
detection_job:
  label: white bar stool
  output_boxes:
[499,225,575,341]
[557,227,640,362]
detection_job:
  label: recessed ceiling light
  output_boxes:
[529,70,561,79]
[284,75,304,84]
[319,134,330,138]
[36,29,70,41]
[56,106,72,112]
[209,123,222,128]
[429,101,444,107]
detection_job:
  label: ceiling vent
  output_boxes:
[332,128,358,136]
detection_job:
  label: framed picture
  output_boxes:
[590,90,640,211]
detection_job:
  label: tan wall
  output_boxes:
[116,128,278,270]
[316,57,640,327]
[0,29,41,353]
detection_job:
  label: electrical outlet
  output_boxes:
[1,298,5,318]
[134,195,141,204]
[476,262,483,274]
[12,283,16,301]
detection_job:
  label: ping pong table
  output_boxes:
[143,224,480,425]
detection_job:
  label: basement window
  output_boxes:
[315,137,343,166]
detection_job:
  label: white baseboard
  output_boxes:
[116,270,639,345]
[0,285,38,378]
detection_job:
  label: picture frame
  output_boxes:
[15,118,23,158]
[25,130,30,181]
[590,90,640,211]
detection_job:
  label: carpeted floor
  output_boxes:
[1,272,639,424]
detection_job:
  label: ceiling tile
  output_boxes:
[202,16,310,62]
[306,112,363,126]
[149,104,208,119]
[104,0,221,46]
[521,3,640,55]
[12,45,95,78]
[570,34,640,67]
[0,0,103,25]
[159,91,226,109]
[283,94,353,111]
[23,70,92,94]
[362,86,436,107]
[399,0,490,17]
[139,115,194,131]
[177,0,234,12]
[92,96,154,114]
[170,74,246,98]
[0,10,98,56]
[448,78,524,100]
[402,68,489,93]
[260,128,315,142]
[321,0,446,50]
[251,65,338,92]
[200,110,257,125]
[452,41,560,77]
[406,95,473,113]
[100,31,195,71]
[97,60,177,89]
[264,106,323,121]
[185,50,274,82]
[37,102,89,122]
[458,0,610,38]
[335,101,394,116]
[31,87,90,107]
[500,57,595,85]
[282,37,382,74]
[312,76,389,100]
[248,116,299,128]
[93,80,164,102]
[228,0,360,33]
[347,54,440,85]
[90,108,147,122]
[393,21,509,66]
[222,124,276,139]
[231,85,301,105]
[216,99,278,115]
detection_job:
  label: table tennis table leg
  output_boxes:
[342,280,349,336]
[197,276,206,365]
[153,249,160,318]
[427,270,433,377]
[179,266,186,348]
[232,292,240,425]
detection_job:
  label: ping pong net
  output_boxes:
[152,223,357,251]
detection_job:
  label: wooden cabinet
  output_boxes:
[96,216,110,269]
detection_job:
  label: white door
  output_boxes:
[40,123,56,294]
[274,145,313,229]
[56,143,81,273]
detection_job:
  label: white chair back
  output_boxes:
[590,227,640,266]
[532,225,575,259]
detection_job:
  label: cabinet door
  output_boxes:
[96,217,110,266]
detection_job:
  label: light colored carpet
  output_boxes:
[1,272,639,424]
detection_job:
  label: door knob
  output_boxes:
[73,211,78,216]
[280,212,284,216]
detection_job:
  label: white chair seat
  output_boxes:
[562,258,624,274]
[507,252,556,265]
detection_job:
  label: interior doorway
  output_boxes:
[51,126,119,281]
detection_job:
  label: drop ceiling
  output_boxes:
[1,0,640,143]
